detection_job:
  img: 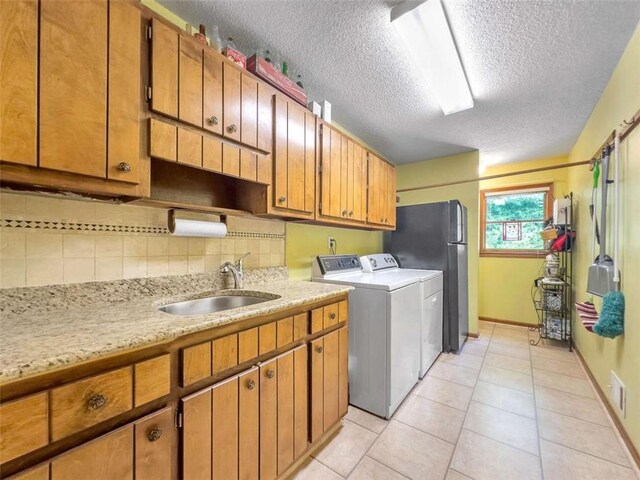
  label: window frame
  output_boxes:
[480,182,554,258]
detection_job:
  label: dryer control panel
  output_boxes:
[360,253,398,272]
[313,255,362,276]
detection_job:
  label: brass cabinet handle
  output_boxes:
[117,162,131,173]
[247,379,256,390]
[349,211,354,217]
[278,196,286,203]
[208,115,219,125]
[87,394,107,411]
[315,345,323,353]
[266,369,275,379]
[227,124,238,133]
[342,210,348,216]
[329,312,336,320]
[147,427,163,442]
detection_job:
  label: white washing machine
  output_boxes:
[360,254,444,379]
[312,254,422,418]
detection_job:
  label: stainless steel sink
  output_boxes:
[158,293,277,316]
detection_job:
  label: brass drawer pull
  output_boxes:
[349,211,354,217]
[315,345,323,353]
[147,427,163,442]
[227,124,238,133]
[266,369,275,379]
[342,210,348,216]
[87,394,107,411]
[247,379,256,390]
[117,162,131,173]
[329,312,336,320]
[278,196,286,203]
[208,115,219,125]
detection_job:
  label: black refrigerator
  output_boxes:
[384,200,469,352]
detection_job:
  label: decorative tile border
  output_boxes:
[0,218,285,239]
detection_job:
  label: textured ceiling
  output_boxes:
[158,0,640,165]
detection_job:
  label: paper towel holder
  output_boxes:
[168,209,228,236]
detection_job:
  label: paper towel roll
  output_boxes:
[168,213,227,237]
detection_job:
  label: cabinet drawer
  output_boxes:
[258,322,277,355]
[310,301,346,334]
[149,118,177,162]
[134,355,171,407]
[212,334,238,374]
[182,342,212,386]
[0,392,49,464]
[50,367,133,441]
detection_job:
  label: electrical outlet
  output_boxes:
[327,236,336,252]
[610,371,626,417]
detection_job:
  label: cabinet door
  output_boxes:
[40,0,107,178]
[179,37,203,127]
[310,326,348,443]
[203,51,223,134]
[340,136,349,219]
[304,112,316,212]
[182,388,212,480]
[51,425,133,480]
[134,408,173,480]
[352,143,366,222]
[212,376,239,480]
[275,345,308,477]
[238,368,259,480]
[346,139,355,220]
[259,358,277,480]
[273,95,288,209]
[367,154,383,225]
[151,19,178,118]
[387,164,397,227]
[286,102,305,212]
[0,0,37,166]
[223,63,241,142]
[257,83,274,153]
[107,0,140,183]
[241,74,258,148]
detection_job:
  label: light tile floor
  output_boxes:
[288,321,640,480]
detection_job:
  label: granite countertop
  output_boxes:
[0,270,352,383]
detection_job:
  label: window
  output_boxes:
[480,183,553,257]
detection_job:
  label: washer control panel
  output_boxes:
[360,253,398,272]
[314,255,362,275]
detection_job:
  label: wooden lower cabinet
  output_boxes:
[310,327,348,443]
[13,407,173,480]
[182,345,308,480]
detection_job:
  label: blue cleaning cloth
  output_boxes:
[594,291,624,338]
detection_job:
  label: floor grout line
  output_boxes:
[528,329,546,480]
[540,438,639,472]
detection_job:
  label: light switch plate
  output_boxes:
[610,370,626,417]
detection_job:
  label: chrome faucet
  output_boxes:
[220,252,251,289]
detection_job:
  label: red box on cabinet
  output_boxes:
[224,47,246,69]
[246,55,307,106]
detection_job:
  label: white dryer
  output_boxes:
[361,254,444,379]
[312,255,422,418]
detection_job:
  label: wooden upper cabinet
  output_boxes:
[178,37,203,127]
[320,125,343,220]
[273,96,315,215]
[39,0,107,178]
[257,83,274,153]
[352,142,367,222]
[0,0,38,167]
[223,63,241,142]
[151,19,178,118]
[241,74,258,148]
[203,51,223,135]
[366,153,396,227]
[108,0,141,184]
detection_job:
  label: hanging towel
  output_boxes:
[593,291,624,338]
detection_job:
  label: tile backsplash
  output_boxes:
[0,191,285,288]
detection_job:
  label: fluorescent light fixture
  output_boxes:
[391,0,473,115]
